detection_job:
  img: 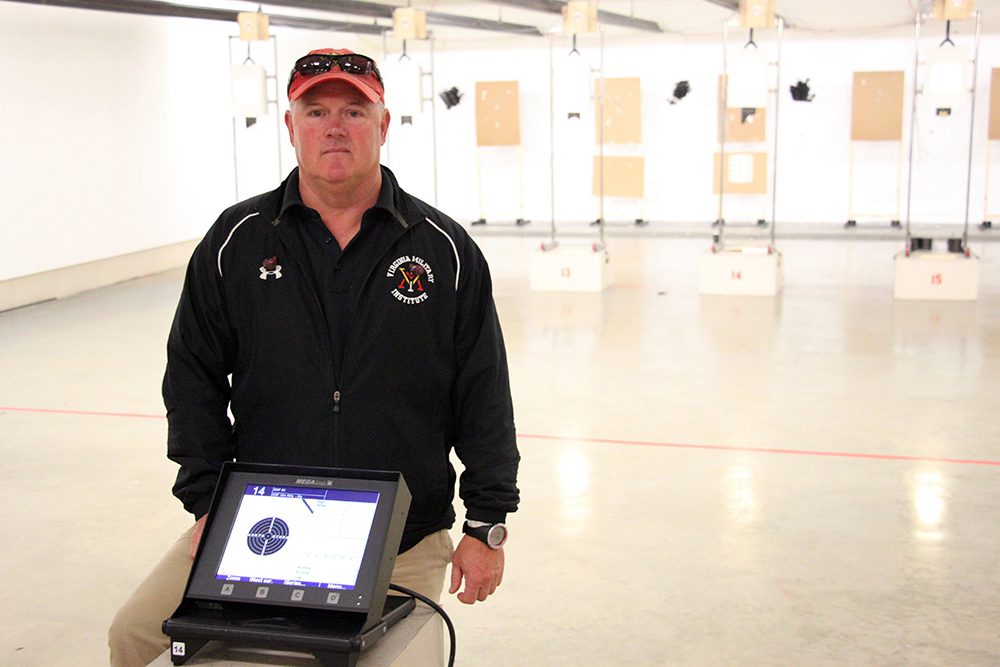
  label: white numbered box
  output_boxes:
[699,246,782,296]
[529,245,612,293]
[893,251,979,301]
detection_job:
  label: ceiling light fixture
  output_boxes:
[700,0,739,9]
[700,0,792,28]
[262,0,542,36]
[10,0,543,37]
[424,11,541,36]
[6,0,387,34]
[493,0,662,33]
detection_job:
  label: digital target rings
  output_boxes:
[246,517,290,556]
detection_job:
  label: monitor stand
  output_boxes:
[164,595,416,667]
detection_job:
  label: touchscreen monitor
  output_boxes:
[217,484,379,590]
[182,463,410,619]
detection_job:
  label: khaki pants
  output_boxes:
[108,526,454,667]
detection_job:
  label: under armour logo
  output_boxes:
[260,256,282,280]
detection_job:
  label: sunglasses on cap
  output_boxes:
[287,53,383,94]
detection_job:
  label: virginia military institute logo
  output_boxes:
[387,256,434,305]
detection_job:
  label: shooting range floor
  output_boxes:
[1,236,998,666]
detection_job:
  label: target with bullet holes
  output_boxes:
[246,517,290,556]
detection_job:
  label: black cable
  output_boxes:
[388,583,456,667]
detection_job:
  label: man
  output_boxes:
[108,48,520,666]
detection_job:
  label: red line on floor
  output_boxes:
[0,406,164,420]
[4,407,997,467]
[517,433,1000,467]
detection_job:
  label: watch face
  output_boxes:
[487,524,508,548]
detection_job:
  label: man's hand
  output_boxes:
[449,535,504,604]
[189,515,207,560]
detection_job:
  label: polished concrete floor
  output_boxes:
[1,236,999,666]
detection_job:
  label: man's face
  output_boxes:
[285,80,389,190]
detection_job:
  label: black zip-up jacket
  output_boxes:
[163,166,520,552]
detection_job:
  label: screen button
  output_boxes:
[256,587,269,599]
[220,584,234,596]
[326,592,340,605]
[291,589,305,602]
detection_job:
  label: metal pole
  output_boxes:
[381,30,390,166]
[430,33,439,207]
[598,27,606,249]
[547,35,557,249]
[518,145,526,221]
[903,13,922,247]
[229,36,240,202]
[717,20,729,248]
[231,118,240,202]
[984,142,993,224]
[271,35,282,184]
[962,10,982,252]
[895,133,904,224]
[847,141,854,223]
[770,17,782,248]
[476,147,484,222]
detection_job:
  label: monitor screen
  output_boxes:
[183,464,409,614]
[215,484,380,591]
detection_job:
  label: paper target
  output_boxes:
[246,517,290,556]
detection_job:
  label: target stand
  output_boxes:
[699,244,783,296]
[529,243,612,292]
[164,463,413,667]
[164,595,415,667]
[893,248,980,301]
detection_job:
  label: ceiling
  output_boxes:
[377,0,926,35]
[242,0,998,42]
[15,0,997,43]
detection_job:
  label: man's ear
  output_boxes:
[380,108,391,145]
[284,109,295,145]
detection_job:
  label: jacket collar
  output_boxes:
[276,166,412,230]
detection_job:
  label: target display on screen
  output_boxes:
[215,484,380,590]
[247,517,290,556]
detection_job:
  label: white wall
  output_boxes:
[1,4,226,281]
[2,4,998,283]
[381,30,1000,230]
[0,3,365,282]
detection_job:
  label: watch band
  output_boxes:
[462,520,508,549]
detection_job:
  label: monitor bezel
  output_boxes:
[184,463,407,615]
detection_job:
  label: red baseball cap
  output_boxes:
[287,48,384,103]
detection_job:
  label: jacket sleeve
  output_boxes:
[162,222,238,519]
[450,235,520,524]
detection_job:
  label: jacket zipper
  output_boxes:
[333,221,412,415]
[329,217,418,467]
[331,390,341,467]
[273,226,340,466]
